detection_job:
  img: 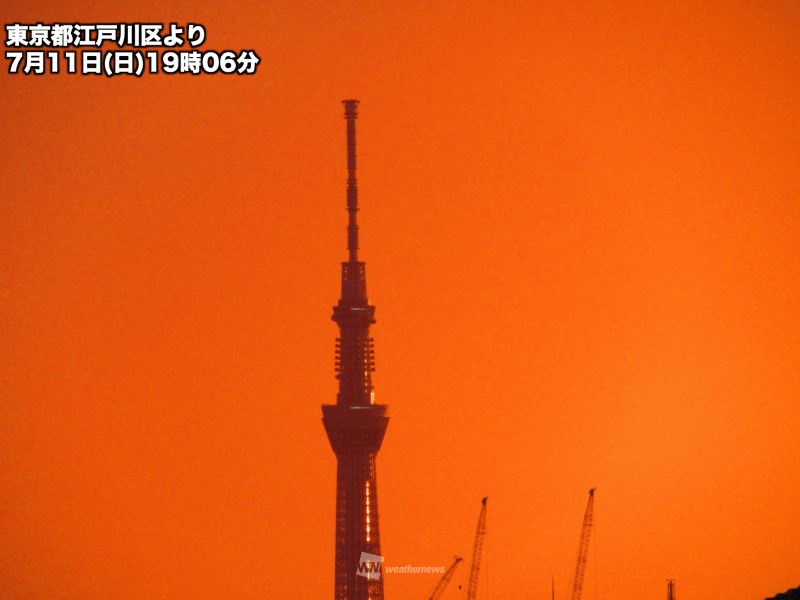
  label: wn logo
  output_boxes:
[356,552,384,581]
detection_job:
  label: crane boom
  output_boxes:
[465,497,488,600]
[426,556,463,600]
[568,489,595,600]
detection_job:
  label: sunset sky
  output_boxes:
[1,1,799,599]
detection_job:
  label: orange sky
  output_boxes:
[1,1,799,599]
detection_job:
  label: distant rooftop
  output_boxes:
[766,586,800,600]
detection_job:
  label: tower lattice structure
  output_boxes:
[322,100,389,600]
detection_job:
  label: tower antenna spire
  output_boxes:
[343,99,360,263]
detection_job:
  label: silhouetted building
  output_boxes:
[322,100,389,600]
[766,586,800,600]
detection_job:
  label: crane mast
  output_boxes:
[568,489,595,600]
[465,497,488,600]
[426,556,463,600]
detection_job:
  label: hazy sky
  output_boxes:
[1,1,799,599]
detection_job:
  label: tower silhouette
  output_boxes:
[667,580,676,600]
[322,100,389,600]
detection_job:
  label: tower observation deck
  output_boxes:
[322,100,389,600]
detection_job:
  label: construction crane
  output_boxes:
[464,497,488,600]
[567,489,595,600]
[425,556,463,600]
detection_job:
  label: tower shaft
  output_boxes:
[667,580,676,600]
[323,100,389,600]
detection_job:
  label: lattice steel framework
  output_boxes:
[323,100,389,600]
[667,580,676,600]
[465,498,488,600]
[568,489,595,600]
